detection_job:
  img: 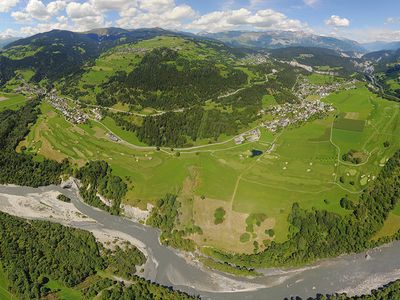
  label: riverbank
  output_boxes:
[0,183,400,299]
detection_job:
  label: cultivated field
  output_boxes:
[20,85,400,254]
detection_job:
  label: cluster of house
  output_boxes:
[92,108,103,121]
[296,78,357,100]
[114,47,148,55]
[261,100,334,133]
[240,54,270,65]
[15,82,46,97]
[107,132,120,142]
[234,129,261,144]
[47,91,89,124]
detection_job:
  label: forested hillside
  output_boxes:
[0,98,68,186]
[96,46,248,109]
[0,212,197,299]
[0,28,191,86]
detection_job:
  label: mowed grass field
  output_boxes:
[0,93,28,111]
[20,85,400,254]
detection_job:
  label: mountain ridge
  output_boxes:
[200,30,366,53]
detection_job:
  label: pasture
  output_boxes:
[0,93,28,111]
[20,85,400,253]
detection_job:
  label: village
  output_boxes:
[46,91,90,124]
[261,100,334,133]
[11,69,356,150]
[14,82,46,97]
[257,77,358,133]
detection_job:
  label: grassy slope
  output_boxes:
[20,84,400,253]
[0,93,28,111]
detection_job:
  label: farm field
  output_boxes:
[20,85,400,254]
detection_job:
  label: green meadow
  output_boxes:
[20,84,400,253]
[0,264,14,300]
[0,93,28,111]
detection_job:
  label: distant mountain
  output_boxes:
[362,41,400,52]
[0,28,190,85]
[0,36,20,49]
[1,27,254,87]
[363,48,400,73]
[269,46,361,76]
[200,30,366,53]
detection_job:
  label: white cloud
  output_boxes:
[66,2,108,30]
[19,21,71,36]
[90,0,134,11]
[0,28,19,38]
[139,0,174,13]
[11,11,31,22]
[47,1,67,15]
[66,2,99,19]
[303,0,318,7]
[116,0,195,29]
[325,15,350,27]
[167,5,195,21]
[337,28,400,43]
[385,17,400,25]
[0,0,19,13]
[12,0,66,22]
[187,8,308,32]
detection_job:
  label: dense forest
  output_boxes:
[108,83,267,147]
[0,212,104,299]
[207,149,400,268]
[110,106,246,147]
[75,160,127,215]
[0,99,68,186]
[0,212,198,299]
[96,47,248,109]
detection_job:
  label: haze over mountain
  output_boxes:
[362,41,400,52]
[0,36,20,49]
[200,30,366,53]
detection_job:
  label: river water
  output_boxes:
[0,184,400,300]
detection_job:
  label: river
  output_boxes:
[0,184,399,300]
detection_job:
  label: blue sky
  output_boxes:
[1,0,399,42]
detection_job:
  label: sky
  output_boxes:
[0,0,400,43]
